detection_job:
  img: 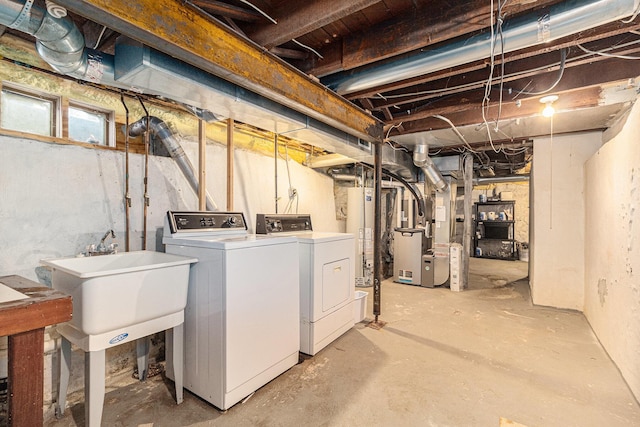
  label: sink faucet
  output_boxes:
[88,230,118,256]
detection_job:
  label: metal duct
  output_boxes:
[413,144,447,192]
[0,0,118,85]
[323,0,640,95]
[128,116,218,211]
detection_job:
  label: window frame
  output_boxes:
[0,82,61,138]
[68,101,116,147]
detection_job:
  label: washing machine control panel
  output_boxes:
[167,211,247,233]
[255,214,312,234]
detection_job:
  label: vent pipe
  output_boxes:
[323,0,640,94]
[413,144,447,192]
[129,116,218,211]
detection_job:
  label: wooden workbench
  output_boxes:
[0,275,73,427]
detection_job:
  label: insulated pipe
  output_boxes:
[474,175,530,185]
[0,0,117,86]
[328,172,363,187]
[413,144,447,192]
[129,116,218,211]
[379,168,425,221]
[323,0,640,94]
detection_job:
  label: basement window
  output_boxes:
[68,104,114,147]
[1,86,58,137]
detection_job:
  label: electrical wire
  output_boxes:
[292,39,324,59]
[430,114,478,153]
[513,48,567,96]
[93,25,107,49]
[282,144,298,214]
[621,2,640,24]
[384,121,403,141]
[576,43,640,59]
[238,0,277,24]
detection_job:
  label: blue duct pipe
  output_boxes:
[323,0,640,95]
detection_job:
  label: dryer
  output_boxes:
[256,214,355,355]
[163,211,299,410]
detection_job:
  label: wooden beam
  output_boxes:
[388,56,640,129]
[248,0,382,49]
[190,0,262,22]
[397,86,603,135]
[303,0,562,77]
[53,0,382,142]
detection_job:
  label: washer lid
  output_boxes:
[163,233,297,249]
[293,231,354,243]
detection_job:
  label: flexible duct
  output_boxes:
[129,116,218,211]
[323,0,640,94]
[413,144,447,192]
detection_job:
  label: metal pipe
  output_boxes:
[128,116,218,211]
[120,93,131,252]
[274,133,278,213]
[413,144,447,192]
[373,141,382,322]
[137,97,150,250]
[323,0,640,94]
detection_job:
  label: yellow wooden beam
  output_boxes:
[53,0,382,143]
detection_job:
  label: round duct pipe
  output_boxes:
[413,144,447,192]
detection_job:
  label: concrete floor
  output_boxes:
[47,258,640,426]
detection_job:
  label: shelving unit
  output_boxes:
[474,200,517,260]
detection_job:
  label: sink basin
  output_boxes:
[42,250,197,336]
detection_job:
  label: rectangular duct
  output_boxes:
[114,37,373,160]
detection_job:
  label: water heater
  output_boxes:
[346,187,374,287]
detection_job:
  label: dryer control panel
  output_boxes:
[256,214,312,234]
[167,211,247,234]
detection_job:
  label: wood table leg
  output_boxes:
[7,328,44,427]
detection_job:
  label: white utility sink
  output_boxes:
[42,250,197,336]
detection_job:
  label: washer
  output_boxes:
[163,211,299,410]
[256,214,355,356]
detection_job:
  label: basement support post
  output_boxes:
[226,118,234,211]
[198,119,206,211]
[373,141,382,321]
[463,154,474,289]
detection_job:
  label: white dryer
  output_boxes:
[163,211,299,410]
[256,214,355,355]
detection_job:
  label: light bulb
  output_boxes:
[539,95,559,118]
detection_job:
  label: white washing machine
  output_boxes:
[163,211,299,410]
[256,214,355,355]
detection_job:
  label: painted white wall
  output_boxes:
[530,132,602,310]
[0,133,339,410]
[584,102,640,401]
